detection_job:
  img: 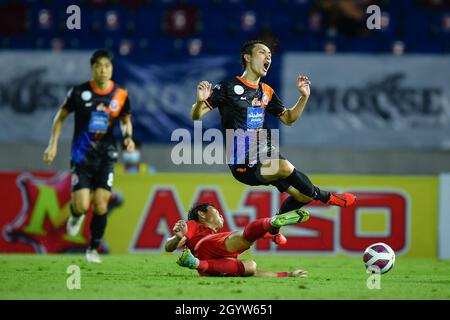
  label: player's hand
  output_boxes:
[289,269,308,278]
[196,81,212,103]
[123,137,135,152]
[173,220,188,248]
[43,144,57,165]
[297,75,311,97]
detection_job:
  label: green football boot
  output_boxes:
[270,208,310,228]
[176,249,199,269]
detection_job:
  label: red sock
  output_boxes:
[243,218,272,242]
[276,272,289,277]
[197,258,246,276]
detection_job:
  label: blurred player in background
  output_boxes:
[43,48,134,263]
[166,203,309,277]
[191,40,356,245]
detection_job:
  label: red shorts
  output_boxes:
[194,231,247,260]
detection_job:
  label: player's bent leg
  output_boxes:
[86,188,111,263]
[286,181,356,208]
[177,249,249,277]
[71,188,90,214]
[286,186,313,204]
[67,188,90,236]
[266,187,313,240]
[259,159,294,182]
[224,231,253,253]
[261,160,356,208]
[225,213,310,252]
[225,217,275,252]
[240,260,257,276]
[93,188,111,215]
[261,159,331,203]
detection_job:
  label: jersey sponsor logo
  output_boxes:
[81,90,92,101]
[110,100,119,112]
[247,107,264,129]
[234,85,244,95]
[88,111,110,133]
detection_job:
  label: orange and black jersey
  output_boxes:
[206,76,287,130]
[206,76,287,164]
[62,80,131,164]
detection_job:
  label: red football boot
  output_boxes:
[326,193,356,207]
[263,232,288,245]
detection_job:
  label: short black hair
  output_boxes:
[90,48,114,66]
[188,203,213,221]
[240,39,272,71]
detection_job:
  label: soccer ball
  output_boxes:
[363,242,395,274]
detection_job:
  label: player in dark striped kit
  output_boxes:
[191,40,355,245]
[43,49,134,263]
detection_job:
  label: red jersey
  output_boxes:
[185,220,216,252]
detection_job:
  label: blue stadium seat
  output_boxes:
[1,0,448,53]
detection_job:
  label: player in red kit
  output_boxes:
[165,203,309,277]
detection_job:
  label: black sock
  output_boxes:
[313,186,331,203]
[89,214,107,250]
[70,204,83,218]
[284,169,315,197]
[284,170,331,203]
[269,196,308,235]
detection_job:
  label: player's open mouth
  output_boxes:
[263,62,270,72]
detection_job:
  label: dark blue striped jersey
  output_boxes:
[62,80,131,164]
[205,76,286,165]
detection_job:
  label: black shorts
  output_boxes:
[70,160,115,192]
[228,158,291,193]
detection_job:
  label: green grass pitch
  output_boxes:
[1,253,449,300]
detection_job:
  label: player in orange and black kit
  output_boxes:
[165,203,309,277]
[191,40,356,245]
[43,49,135,263]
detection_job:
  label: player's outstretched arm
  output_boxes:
[255,269,308,277]
[279,75,311,126]
[120,115,135,152]
[165,220,188,252]
[165,235,182,252]
[43,108,69,165]
[191,80,212,120]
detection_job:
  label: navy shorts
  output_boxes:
[70,160,115,192]
[228,157,291,193]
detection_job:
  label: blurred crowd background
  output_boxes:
[2,0,450,57]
